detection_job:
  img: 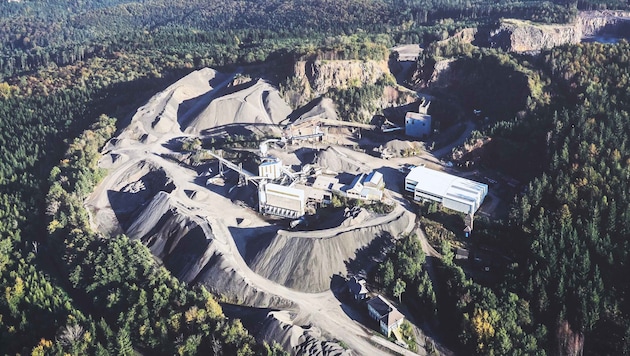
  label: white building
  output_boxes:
[309,175,340,205]
[259,183,305,218]
[338,171,385,201]
[405,166,487,214]
[258,158,283,180]
[363,171,384,189]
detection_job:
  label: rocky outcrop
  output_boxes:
[437,28,478,47]
[579,10,630,37]
[284,58,415,119]
[294,59,389,97]
[489,11,630,53]
[489,19,581,53]
[427,58,456,89]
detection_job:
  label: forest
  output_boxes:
[415,39,630,354]
[0,0,629,354]
[509,42,630,355]
[0,0,601,78]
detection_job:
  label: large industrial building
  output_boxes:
[405,166,487,214]
[258,183,305,219]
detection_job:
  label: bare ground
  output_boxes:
[85,68,445,355]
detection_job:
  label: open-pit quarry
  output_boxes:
[85,67,435,355]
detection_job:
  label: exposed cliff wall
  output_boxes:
[426,58,456,89]
[295,59,389,96]
[489,19,581,53]
[283,58,416,122]
[284,59,390,108]
[579,10,630,36]
[489,11,630,53]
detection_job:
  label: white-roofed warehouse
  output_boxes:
[405,166,488,214]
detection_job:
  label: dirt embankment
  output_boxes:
[249,206,413,293]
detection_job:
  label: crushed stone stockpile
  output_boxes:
[183,79,292,136]
[385,139,425,155]
[249,206,413,293]
[115,67,227,143]
[313,146,369,174]
[86,68,298,309]
[258,311,351,356]
[294,97,339,123]
[125,191,293,309]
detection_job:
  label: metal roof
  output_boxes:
[312,175,338,191]
[364,170,384,187]
[367,295,394,317]
[406,166,487,206]
[381,308,405,327]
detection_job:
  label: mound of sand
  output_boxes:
[117,68,227,142]
[258,311,351,356]
[294,97,339,123]
[183,79,291,135]
[249,206,412,292]
[123,191,294,309]
[313,147,369,174]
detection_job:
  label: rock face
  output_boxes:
[579,10,630,37]
[489,11,630,53]
[489,19,581,53]
[285,58,415,121]
[427,58,456,89]
[294,59,389,97]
